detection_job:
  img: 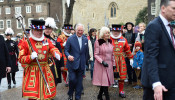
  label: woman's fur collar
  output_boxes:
[98,39,112,46]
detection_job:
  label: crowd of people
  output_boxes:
[0,0,175,100]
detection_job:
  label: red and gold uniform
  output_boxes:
[18,29,30,68]
[110,34,133,96]
[110,24,133,97]
[110,36,133,80]
[57,32,71,84]
[57,32,69,71]
[18,37,28,68]
[18,38,24,49]
[18,37,62,99]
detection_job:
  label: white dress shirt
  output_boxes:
[77,35,82,50]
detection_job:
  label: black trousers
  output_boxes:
[0,78,1,85]
[98,86,109,100]
[7,72,16,84]
[125,58,137,83]
[143,87,175,100]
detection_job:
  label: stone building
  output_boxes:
[0,0,63,35]
[72,0,147,33]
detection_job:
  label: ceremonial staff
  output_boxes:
[15,13,51,95]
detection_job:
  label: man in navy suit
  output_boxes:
[65,23,89,100]
[141,0,175,100]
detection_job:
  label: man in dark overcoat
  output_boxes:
[0,35,11,84]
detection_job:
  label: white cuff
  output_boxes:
[63,42,66,47]
[152,82,162,90]
[55,52,60,60]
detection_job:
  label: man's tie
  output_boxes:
[168,24,175,49]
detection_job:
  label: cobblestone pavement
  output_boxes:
[0,70,143,100]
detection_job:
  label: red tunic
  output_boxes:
[18,37,62,99]
[18,37,28,68]
[110,36,133,80]
[57,32,69,71]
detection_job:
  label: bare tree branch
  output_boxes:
[64,0,75,24]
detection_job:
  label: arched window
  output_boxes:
[111,4,116,17]
[109,2,118,18]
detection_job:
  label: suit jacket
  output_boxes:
[64,34,89,70]
[141,16,175,89]
[0,35,11,78]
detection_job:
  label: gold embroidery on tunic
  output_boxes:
[115,48,120,52]
[35,42,43,49]
[114,40,119,44]
[38,54,45,60]
[38,49,42,54]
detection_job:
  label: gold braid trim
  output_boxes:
[59,33,66,42]
[125,50,130,53]
[53,59,58,78]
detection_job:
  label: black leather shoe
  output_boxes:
[119,91,126,98]
[8,84,11,89]
[68,95,73,100]
[81,90,84,95]
[13,80,16,84]
[97,95,103,100]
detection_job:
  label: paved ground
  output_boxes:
[0,68,143,100]
[0,64,23,92]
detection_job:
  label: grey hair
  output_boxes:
[99,27,110,39]
[160,0,175,7]
[75,23,85,31]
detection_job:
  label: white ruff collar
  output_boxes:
[30,30,44,41]
[63,31,72,37]
[110,33,122,39]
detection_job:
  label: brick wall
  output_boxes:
[0,0,63,36]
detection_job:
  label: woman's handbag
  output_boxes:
[113,66,120,78]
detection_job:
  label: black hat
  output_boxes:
[125,22,134,28]
[111,24,122,31]
[30,19,45,30]
[63,24,73,30]
[25,29,30,34]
